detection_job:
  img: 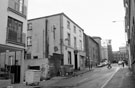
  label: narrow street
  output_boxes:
[43,64,120,88]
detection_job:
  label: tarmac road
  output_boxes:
[44,64,120,88]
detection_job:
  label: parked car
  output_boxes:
[97,63,105,67]
[103,61,108,66]
[118,61,123,65]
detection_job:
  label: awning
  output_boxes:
[0,44,24,53]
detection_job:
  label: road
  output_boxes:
[74,64,119,88]
[44,64,120,88]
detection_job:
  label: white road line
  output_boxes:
[100,67,120,88]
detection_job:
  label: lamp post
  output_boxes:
[112,20,124,23]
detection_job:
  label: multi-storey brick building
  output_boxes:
[101,46,108,61]
[107,39,113,62]
[0,0,28,83]
[92,37,102,63]
[124,0,135,73]
[84,33,100,67]
[26,13,86,78]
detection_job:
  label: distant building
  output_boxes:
[0,0,28,83]
[113,51,120,62]
[92,37,102,63]
[26,13,86,78]
[101,39,109,61]
[119,46,127,53]
[101,46,108,61]
[107,40,113,62]
[123,0,135,72]
[113,46,128,62]
[84,33,100,67]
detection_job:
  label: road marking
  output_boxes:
[100,67,120,88]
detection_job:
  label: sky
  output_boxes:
[28,0,125,51]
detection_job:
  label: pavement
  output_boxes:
[0,67,92,88]
[103,66,135,88]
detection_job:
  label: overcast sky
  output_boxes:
[28,0,125,51]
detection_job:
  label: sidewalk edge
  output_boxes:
[101,67,120,88]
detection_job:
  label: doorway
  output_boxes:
[74,54,78,70]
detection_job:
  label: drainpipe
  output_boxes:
[43,29,45,59]
[60,14,64,65]
[60,14,63,55]
[45,19,49,58]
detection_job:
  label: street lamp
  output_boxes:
[112,21,117,23]
[112,20,124,23]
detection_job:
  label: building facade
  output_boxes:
[107,40,113,62]
[113,51,127,62]
[124,0,135,73]
[84,33,100,67]
[26,13,85,78]
[101,46,108,61]
[101,40,109,61]
[92,37,102,63]
[0,0,28,83]
[113,46,128,62]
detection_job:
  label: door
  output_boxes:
[11,65,20,83]
[74,54,78,70]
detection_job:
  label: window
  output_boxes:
[74,37,77,48]
[79,30,82,37]
[9,56,13,65]
[80,40,82,50]
[67,33,71,46]
[68,51,72,64]
[74,26,76,33]
[53,25,56,40]
[33,56,38,59]
[14,0,24,13]
[15,0,24,13]
[7,16,23,43]
[17,22,22,42]
[27,36,32,46]
[28,23,32,30]
[26,53,31,59]
[67,21,70,29]
[18,0,23,13]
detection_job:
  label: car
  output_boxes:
[97,63,105,67]
[103,61,108,66]
[118,61,123,65]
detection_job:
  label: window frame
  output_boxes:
[67,20,70,29]
[28,23,32,30]
[7,16,23,44]
[67,33,71,46]
[27,36,32,46]
[74,25,76,33]
[74,37,77,48]
[68,51,72,64]
[80,40,82,50]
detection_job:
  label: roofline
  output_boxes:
[92,36,102,40]
[28,12,84,31]
[62,13,84,31]
[89,36,99,46]
[28,12,63,21]
[84,33,99,46]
